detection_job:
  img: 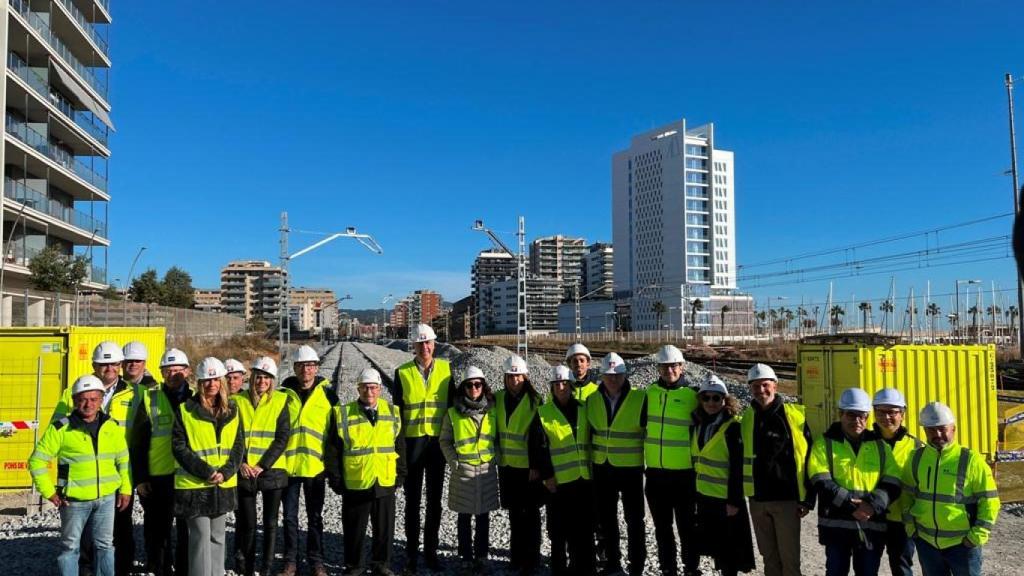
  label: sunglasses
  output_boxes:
[700,394,724,403]
[464,381,484,389]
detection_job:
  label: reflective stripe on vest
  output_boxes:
[538,400,591,484]
[397,359,451,438]
[587,388,645,467]
[808,435,894,531]
[496,390,539,468]
[884,431,922,522]
[645,383,698,470]
[174,406,240,490]
[692,416,738,498]
[448,407,496,466]
[142,385,177,476]
[234,391,291,471]
[283,383,334,478]
[741,403,808,501]
[337,400,400,490]
[27,417,129,501]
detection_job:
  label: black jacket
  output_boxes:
[324,400,408,499]
[171,395,246,518]
[130,380,192,485]
[235,392,293,493]
[748,396,814,507]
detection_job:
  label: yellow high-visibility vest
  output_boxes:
[139,383,178,476]
[808,433,901,533]
[495,389,539,468]
[740,403,809,501]
[692,416,739,498]
[336,400,401,490]
[587,388,645,467]
[645,383,698,470]
[883,430,922,522]
[573,380,599,402]
[538,400,590,484]
[448,407,496,466]
[234,391,292,471]
[28,414,130,501]
[174,403,240,490]
[397,359,451,438]
[282,382,335,478]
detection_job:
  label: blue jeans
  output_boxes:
[824,540,884,576]
[914,538,983,576]
[883,521,915,576]
[58,494,116,576]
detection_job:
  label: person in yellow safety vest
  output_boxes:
[326,367,406,576]
[232,357,293,576]
[586,352,647,576]
[741,363,814,576]
[28,374,132,576]
[171,357,245,576]
[871,388,922,576]
[565,343,599,401]
[386,323,455,573]
[901,402,999,576]
[54,341,137,576]
[123,340,160,395]
[279,345,337,576]
[225,359,248,396]
[690,374,755,576]
[808,388,902,576]
[644,344,699,576]
[495,354,545,575]
[130,348,194,576]
[439,366,500,573]
[530,364,595,576]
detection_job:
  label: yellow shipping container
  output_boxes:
[797,339,998,461]
[0,327,166,490]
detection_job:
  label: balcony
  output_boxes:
[6,112,108,192]
[4,177,107,239]
[7,51,110,147]
[54,0,110,59]
[9,0,109,100]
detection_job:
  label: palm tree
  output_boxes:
[1008,306,1020,344]
[968,305,980,341]
[719,304,731,336]
[690,298,704,335]
[830,305,845,332]
[926,303,940,340]
[797,306,807,337]
[784,308,795,337]
[755,310,767,335]
[652,300,667,329]
[879,300,895,335]
[858,302,872,333]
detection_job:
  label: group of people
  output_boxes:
[27,322,1001,576]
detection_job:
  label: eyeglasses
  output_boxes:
[875,408,903,418]
[700,394,724,403]
[842,411,869,421]
[465,381,484,389]
[358,384,380,391]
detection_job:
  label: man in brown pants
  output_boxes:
[740,363,814,576]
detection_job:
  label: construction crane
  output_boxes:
[473,217,528,359]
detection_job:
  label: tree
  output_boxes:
[830,305,845,331]
[28,246,89,292]
[129,269,163,304]
[100,285,120,300]
[968,305,980,339]
[719,304,731,336]
[161,266,195,308]
[926,303,941,339]
[755,310,767,334]
[783,308,795,335]
[879,300,895,335]
[690,298,704,335]
[651,300,667,329]
[1008,306,1020,343]
[858,302,872,333]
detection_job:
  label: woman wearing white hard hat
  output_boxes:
[232,357,290,576]
[439,365,499,572]
[690,374,754,576]
[495,354,544,574]
[171,357,245,576]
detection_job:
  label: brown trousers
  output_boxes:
[748,499,803,576]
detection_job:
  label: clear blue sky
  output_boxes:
[109,1,1023,316]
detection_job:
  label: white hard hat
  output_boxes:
[601,353,627,375]
[872,388,906,409]
[224,358,247,375]
[357,368,382,386]
[503,355,528,375]
[412,323,437,343]
[92,341,124,364]
[550,365,573,383]
[293,345,320,364]
[920,402,956,427]
[838,388,872,412]
[747,363,777,383]
[122,341,148,362]
[159,348,190,368]
[196,357,227,380]
[71,374,106,396]
[655,344,685,364]
[699,374,729,396]
[565,343,591,361]
[460,366,486,384]
[251,356,278,379]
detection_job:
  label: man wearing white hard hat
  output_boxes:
[326,368,406,576]
[530,365,595,575]
[28,375,132,576]
[586,352,647,576]
[123,341,159,392]
[280,345,337,576]
[54,341,138,576]
[386,323,455,572]
[741,363,814,576]
[872,388,921,576]
[565,343,599,401]
[131,348,193,576]
[901,402,999,576]
[808,388,901,575]
[225,359,247,395]
[644,344,700,576]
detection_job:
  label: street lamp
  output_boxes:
[955,279,981,342]
[573,281,612,342]
[123,246,147,325]
[379,293,393,340]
